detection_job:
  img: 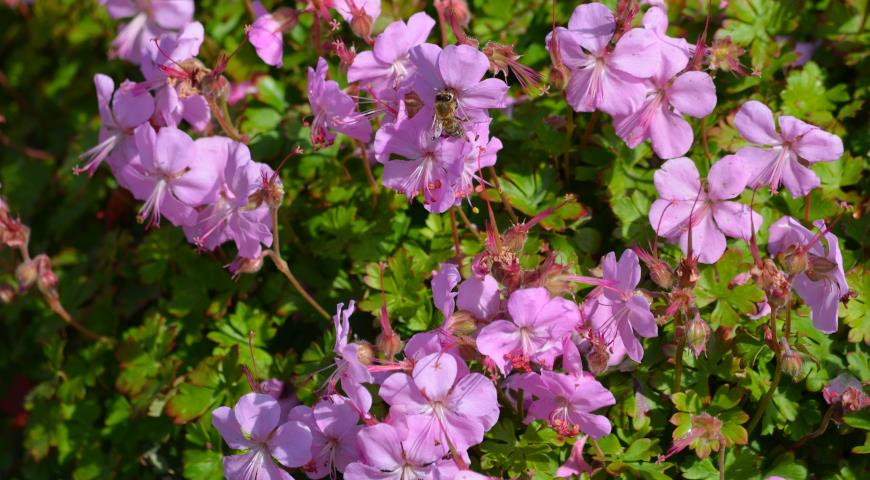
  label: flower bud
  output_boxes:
[502,225,528,253]
[15,259,38,291]
[675,257,699,289]
[707,36,752,76]
[780,342,803,379]
[778,245,808,276]
[0,283,15,303]
[687,314,711,357]
[349,12,373,41]
[437,0,470,27]
[587,345,610,376]
[229,255,265,279]
[376,332,403,359]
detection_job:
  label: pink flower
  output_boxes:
[329,301,374,416]
[768,216,848,333]
[451,120,503,204]
[642,6,693,68]
[823,373,870,413]
[101,0,194,65]
[432,263,462,319]
[183,138,275,258]
[649,156,762,264]
[456,274,501,321]
[343,420,443,480]
[733,100,844,198]
[409,43,509,121]
[248,2,294,67]
[308,57,373,147]
[379,352,499,456]
[522,371,615,438]
[77,74,154,177]
[289,395,361,479]
[556,436,593,478]
[124,124,218,228]
[578,250,657,363]
[613,53,716,159]
[547,2,660,115]
[476,287,580,374]
[140,22,211,131]
[347,12,435,93]
[374,104,466,213]
[212,393,313,480]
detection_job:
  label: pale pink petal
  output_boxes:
[626,295,657,338]
[734,146,781,190]
[461,77,509,109]
[648,199,693,240]
[707,154,749,200]
[506,287,551,327]
[566,2,615,54]
[653,157,702,201]
[356,423,402,470]
[456,275,500,320]
[735,100,779,145]
[475,320,520,373]
[778,116,815,143]
[571,411,612,439]
[439,44,489,91]
[780,159,821,198]
[794,275,840,333]
[113,82,155,129]
[234,393,281,442]
[412,352,458,400]
[667,71,716,118]
[794,128,843,163]
[449,373,499,430]
[154,126,196,172]
[617,317,644,362]
[150,0,194,30]
[679,214,726,264]
[211,406,253,450]
[712,200,761,240]
[609,28,660,79]
[269,421,313,467]
[615,249,641,291]
[649,107,694,159]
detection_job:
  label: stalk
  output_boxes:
[747,310,783,435]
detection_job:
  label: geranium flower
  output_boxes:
[289,395,361,479]
[212,393,313,480]
[451,119,503,204]
[649,156,762,263]
[347,12,435,92]
[409,43,509,119]
[100,0,195,65]
[184,137,275,258]
[140,22,210,131]
[576,250,657,363]
[328,301,374,416]
[77,74,154,177]
[373,104,466,213]
[556,436,593,478]
[823,373,870,413]
[308,57,373,147]
[248,2,288,67]
[432,263,462,319]
[613,52,716,159]
[733,100,844,198]
[379,352,499,455]
[521,371,615,438]
[768,216,848,333]
[547,2,660,115]
[476,287,580,374]
[343,420,443,480]
[124,124,218,228]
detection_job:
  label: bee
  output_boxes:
[432,89,465,139]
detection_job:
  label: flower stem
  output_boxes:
[747,311,783,436]
[563,111,575,182]
[517,388,525,420]
[487,167,519,223]
[718,441,726,480]
[449,207,462,262]
[674,313,687,394]
[207,97,245,143]
[456,206,482,241]
[790,403,834,450]
[268,207,331,320]
[45,295,114,344]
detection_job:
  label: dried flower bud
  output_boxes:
[633,246,673,289]
[675,256,699,288]
[354,341,375,365]
[34,254,58,296]
[376,332,403,359]
[707,36,752,76]
[687,314,711,357]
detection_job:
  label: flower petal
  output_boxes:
[667,71,716,118]
[734,100,779,145]
[461,77,509,110]
[609,28,660,79]
[439,44,489,91]
[234,393,281,443]
[269,420,313,468]
[649,107,694,159]
[566,2,615,54]
[712,200,761,241]
[211,406,253,450]
[457,275,500,320]
[795,127,843,163]
[356,423,402,470]
[475,320,521,374]
[679,214,726,264]
[707,154,748,200]
[412,352,458,401]
[653,157,702,201]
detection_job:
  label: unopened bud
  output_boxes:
[781,342,803,379]
[437,0,470,27]
[502,226,527,253]
[587,346,609,375]
[446,311,477,336]
[778,245,808,275]
[15,259,38,291]
[229,255,265,279]
[547,64,570,91]
[0,284,15,303]
[687,314,711,357]
[650,261,674,289]
[349,13,373,41]
[376,332,403,359]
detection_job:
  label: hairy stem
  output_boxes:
[790,403,835,450]
[207,97,244,143]
[46,295,114,344]
[268,207,331,320]
[487,167,519,223]
[718,441,726,480]
[747,311,783,435]
[456,206,482,240]
[674,312,687,394]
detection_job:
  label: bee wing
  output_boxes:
[431,114,443,139]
